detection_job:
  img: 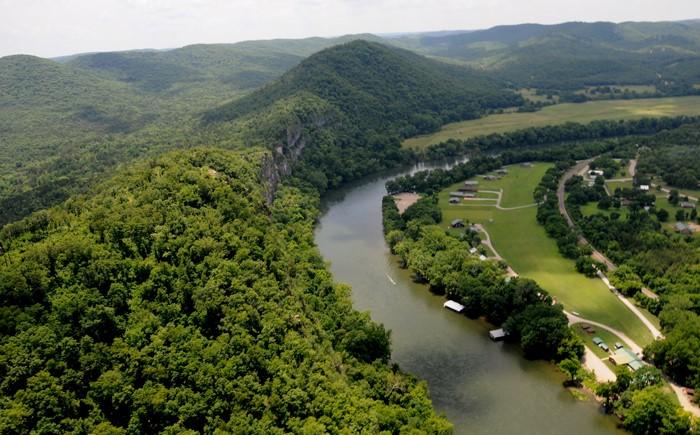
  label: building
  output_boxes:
[489,328,507,341]
[609,348,643,371]
[483,175,498,181]
[639,185,650,191]
[451,219,465,228]
[451,191,476,198]
[588,169,604,177]
[496,169,508,175]
[443,300,465,313]
[679,201,696,209]
[675,222,693,235]
[521,162,534,168]
[463,180,479,192]
[449,197,460,204]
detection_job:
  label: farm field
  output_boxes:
[438,163,654,346]
[403,95,700,148]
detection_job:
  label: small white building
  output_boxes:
[588,169,604,177]
[479,254,487,261]
[443,300,465,313]
[489,328,507,341]
[639,185,650,191]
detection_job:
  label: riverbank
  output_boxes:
[438,163,653,347]
[316,162,625,434]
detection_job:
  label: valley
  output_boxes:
[404,95,700,148]
[3,13,700,435]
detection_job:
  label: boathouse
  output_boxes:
[443,300,465,313]
[489,328,507,341]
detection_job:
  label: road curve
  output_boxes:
[566,310,700,416]
[557,158,618,271]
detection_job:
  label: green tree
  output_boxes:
[558,358,584,386]
[623,388,687,435]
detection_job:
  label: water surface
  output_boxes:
[315,164,625,435]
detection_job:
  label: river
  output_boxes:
[315,163,625,435]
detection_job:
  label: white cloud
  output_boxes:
[0,0,699,57]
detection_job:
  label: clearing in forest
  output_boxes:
[438,163,654,346]
[404,95,700,149]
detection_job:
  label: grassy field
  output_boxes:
[439,163,654,346]
[404,95,700,148]
[518,88,559,104]
[606,180,634,192]
[572,324,622,362]
[580,202,630,219]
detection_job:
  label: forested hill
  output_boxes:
[0,54,157,140]
[0,147,451,433]
[64,34,384,97]
[404,21,700,91]
[203,40,521,135]
[200,40,520,194]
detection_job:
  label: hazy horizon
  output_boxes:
[2,0,700,58]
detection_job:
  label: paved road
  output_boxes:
[473,224,518,277]
[473,175,698,414]
[566,310,699,416]
[557,158,617,271]
[455,189,538,210]
[566,311,643,354]
[582,346,616,383]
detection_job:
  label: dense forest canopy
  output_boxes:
[397,21,700,92]
[0,148,451,433]
[4,20,700,433]
[0,39,520,227]
[203,40,521,135]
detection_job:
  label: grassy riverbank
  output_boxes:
[404,95,700,148]
[438,163,654,346]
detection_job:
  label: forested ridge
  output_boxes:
[4,23,700,434]
[0,148,451,433]
[0,39,520,227]
[398,21,700,92]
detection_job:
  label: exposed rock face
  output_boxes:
[258,123,309,205]
[258,109,334,204]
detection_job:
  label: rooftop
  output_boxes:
[444,300,465,313]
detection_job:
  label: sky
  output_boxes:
[2,0,700,58]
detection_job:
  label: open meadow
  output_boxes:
[404,95,700,148]
[438,163,654,346]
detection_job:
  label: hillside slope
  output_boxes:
[407,21,700,91]
[204,40,521,135]
[201,40,520,193]
[0,148,451,433]
[65,34,384,100]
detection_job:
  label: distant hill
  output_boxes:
[400,21,700,90]
[204,40,520,134]
[66,34,384,95]
[0,54,153,125]
[202,40,521,193]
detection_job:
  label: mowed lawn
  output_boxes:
[439,163,546,208]
[404,95,700,148]
[438,163,654,346]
